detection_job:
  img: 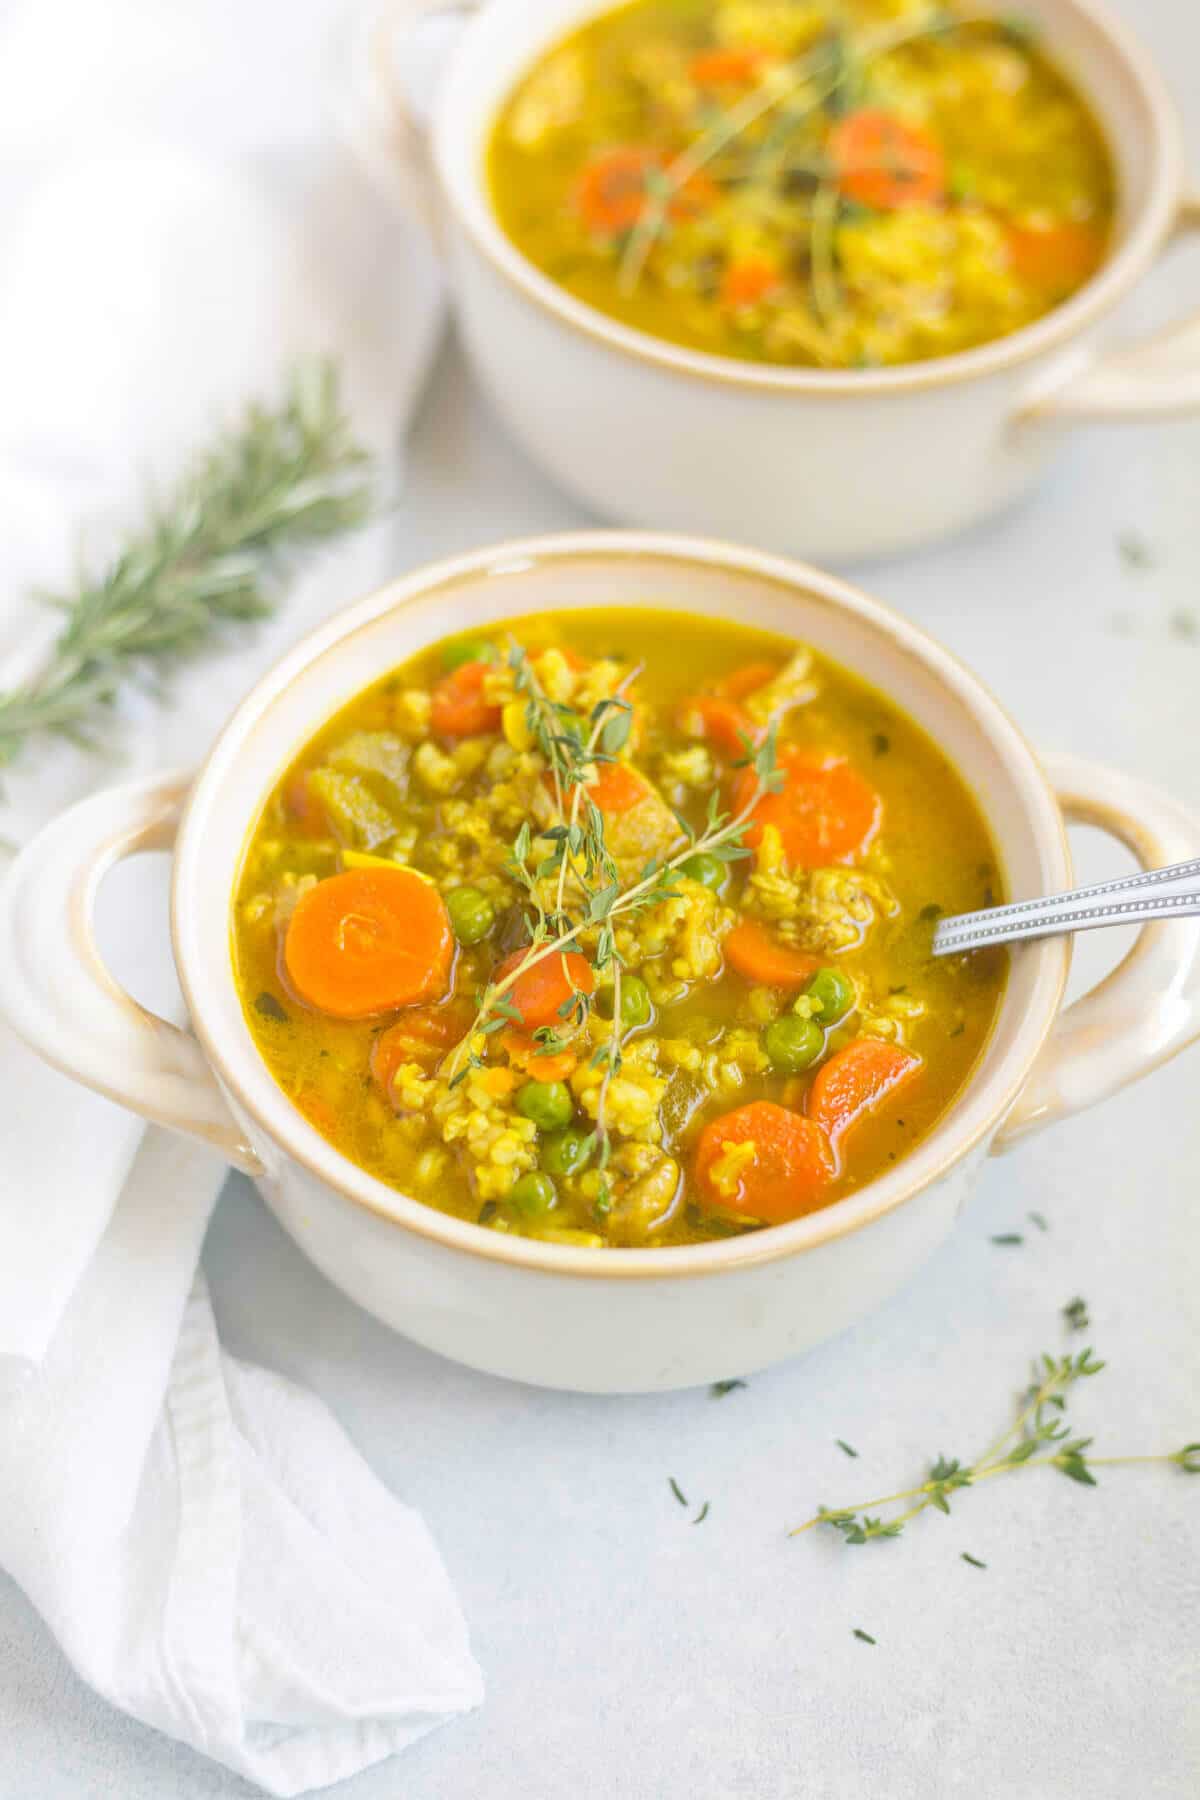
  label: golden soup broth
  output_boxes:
[488,0,1115,370]
[233,612,1007,1248]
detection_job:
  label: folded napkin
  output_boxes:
[0,0,482,1790]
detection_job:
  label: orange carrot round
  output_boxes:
[718,662,778,700]
[587,760,648,814]
[689,47,767,86]
[575,147,716,237]
[733,747,881,866]
[284,868,454,1019]
[724,919,819,988]
[676,694,757,758]
[695,1100,836,1223]
[430,660,501,740]
[806,1038,922,1146]
[720,257,781,309]
[831,109,945,210]
[499,1027,578,1083]
[494,947,595,1031]
[372,1002,473,1092]
[1006,220,1104,292]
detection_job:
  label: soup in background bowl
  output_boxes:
[355,0,1197,558]
[233,610,1007,1248]
[489,0,1115,370]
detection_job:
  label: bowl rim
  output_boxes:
[429,0,1185,396]
[172,530,1071,1281]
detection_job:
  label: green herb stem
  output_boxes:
[0,359,371,772]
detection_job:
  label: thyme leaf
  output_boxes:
[790,1342,1194,1547]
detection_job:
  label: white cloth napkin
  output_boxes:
[0,0,483,1790]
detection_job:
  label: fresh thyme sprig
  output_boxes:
[446,653,782,1148]
[616,7,990,297]
[0,358,372,772]
[791,1346,1198,1545]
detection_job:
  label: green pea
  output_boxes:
[806,966,854,1025]
[445,886,495,945]
[541,1127,592,1177]
[441,638,496,672]
[680,852,727,891]
[509,1171,556,1216]
[515,1080,574,1131]
[595,974,652,1028]
[763,1015,824,1074]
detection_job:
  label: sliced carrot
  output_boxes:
[499,1027,578,1083]
[284,867,454,1019]
[430,660,501,740]
[689,46,767,86]
[587,760,648,814]
[283,770,327,835]
[1006,220,1104,292]
[676,693,757,758]
[720,257,781,309]
[830,109,945,210]
[724,918,819,988]
[718,662,778,700]
[494,947,595,1031]
[733,746,881,866]
[806,1038,922,1146]
[694,1100,836,1224]
[372,1002,473,1092]
[575,147,716,237]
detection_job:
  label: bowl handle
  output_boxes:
[1015,194,1200,422]
[341,0,480,247]
[0,773,263,1176]
[992,752,1200,1152]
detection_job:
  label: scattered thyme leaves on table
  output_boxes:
[791,1345,1198,1547]
[711,1379,748,1399]
[0,358,372,771]
[1063,1296,1091,1332]
[1116,530,1155,571]
[668,1477,688,1507]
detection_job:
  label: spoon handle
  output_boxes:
[931,857,1200,956]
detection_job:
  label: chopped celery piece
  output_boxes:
[327,731,410,805]
[307,768,397,850]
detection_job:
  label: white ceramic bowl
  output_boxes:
[353,0,1200,559]
[3,533,1200,1391]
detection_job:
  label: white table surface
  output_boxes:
[4,2,1200,1790]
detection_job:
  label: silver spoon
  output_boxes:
[931,857,1200,957]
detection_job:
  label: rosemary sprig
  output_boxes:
[791,1346,1198,1545]
[0,358,372,771]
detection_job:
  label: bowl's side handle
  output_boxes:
[993,752,1200,1152]
[339,0,480,247]
[1014,194,1200,423]
[0,773,263,1176]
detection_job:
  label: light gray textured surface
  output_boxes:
[4,0,1200,1790]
